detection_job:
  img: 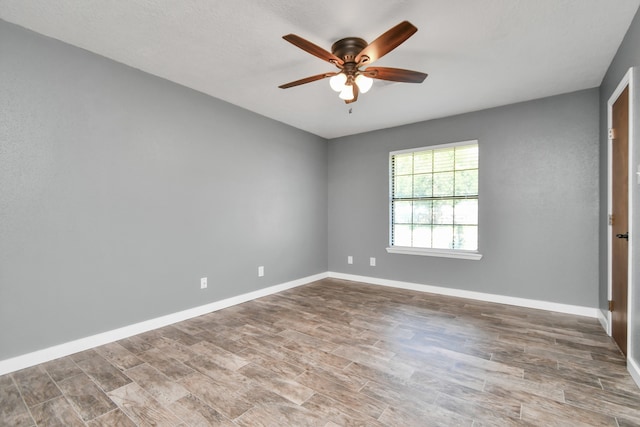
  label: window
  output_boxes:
[388,140,481,260]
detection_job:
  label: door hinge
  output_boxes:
[609,300,614,312]
[609,214,614,226]
[609,128,616,140]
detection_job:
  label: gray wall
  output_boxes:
[0,14,616,363]
[599,8,640,363]
[0,21,328,360]
[328,89,600,307]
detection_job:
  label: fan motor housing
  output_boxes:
[331,37,368,63]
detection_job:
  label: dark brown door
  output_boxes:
[612,85,629,356]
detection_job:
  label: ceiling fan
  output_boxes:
[279,21,428,104]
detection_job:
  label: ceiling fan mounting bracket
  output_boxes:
[331,37,368,64]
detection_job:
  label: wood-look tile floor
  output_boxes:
[2,278,640,426]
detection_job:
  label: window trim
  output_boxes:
[388,139,482,260]
[386,246,483,260]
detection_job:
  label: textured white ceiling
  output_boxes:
[1,0,639,139]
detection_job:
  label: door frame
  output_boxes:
[607,67,636,365]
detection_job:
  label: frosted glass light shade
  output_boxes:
[329,73,347,92]
[339,84,354,100]
[355,75,373,93]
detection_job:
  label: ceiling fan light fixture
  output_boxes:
[355,74,373,93]
[339,84,355,101]
[329,73,347,92]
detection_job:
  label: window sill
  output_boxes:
[386,246,483,260]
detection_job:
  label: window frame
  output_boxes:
[386,139,482,260]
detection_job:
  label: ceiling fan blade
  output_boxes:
[283,34,344,66]
[356,21,418,65]
[279,72,337,89]
[364,67,428,83]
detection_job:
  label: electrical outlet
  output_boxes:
[370,257,376,267]
[347,256,353,264]
[258,266,264,277]
[200,277,207,289]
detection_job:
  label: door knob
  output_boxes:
[616,232,629,240]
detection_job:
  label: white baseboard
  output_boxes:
[597,308,611,335]
[0,272,328,376]
[0,271,604,376]
[328,272,599,318]
[629,357,640,389]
